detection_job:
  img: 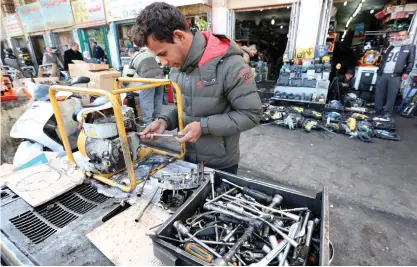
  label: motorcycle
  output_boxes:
[6,58,91,166]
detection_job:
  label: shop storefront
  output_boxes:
[71,0,112,65]
[40,0,75,63]
[105,0,212,70]
[3,14,34,68]
[17,2,48,70]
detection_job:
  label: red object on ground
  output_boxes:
[168,85,174,103]
[1,77,18,101]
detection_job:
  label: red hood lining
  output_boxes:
[198,32,231,67]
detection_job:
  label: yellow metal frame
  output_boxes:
[49,77,186,192]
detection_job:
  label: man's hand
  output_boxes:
[402,74,409,81]
[139,119,167,140]
[177,122,202,143]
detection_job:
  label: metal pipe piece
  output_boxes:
[305,220,314,247]
[214,223,257,266]
[251,223,299,266]
[222,195,300,221]
[206,187,237,204]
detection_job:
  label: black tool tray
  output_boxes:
[151,171,330,266]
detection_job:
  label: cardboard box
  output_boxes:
[89,63,109,71]
[69,63,120,91]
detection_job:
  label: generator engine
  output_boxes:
[76,100,141,174]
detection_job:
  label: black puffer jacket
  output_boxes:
[161,31,262,169]
[377,43,416,76]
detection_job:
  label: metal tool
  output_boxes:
[173,221,222,258]
[203,203,262,226]
[222,179,273,203]
[134,188,159,223]
[206,187,237,204]
[251,223,299,266]
[214,222,257,266]
[184,242,214,263]
[222,194,300,221]
[150,133,184,137]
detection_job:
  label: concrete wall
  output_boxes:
[1,100,30,164]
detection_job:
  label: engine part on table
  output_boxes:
[374,130,400,141]
[350,113,369,121]
[302,109,322,120]
[318,94,325,103]
[347,118,357,131]
[158,164,208,212]
[76,104,140,173]
[372,120,396,132]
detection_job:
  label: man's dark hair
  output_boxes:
[92,41,97,45]
[130,2,189,47]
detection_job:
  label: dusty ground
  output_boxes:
[156,104,417,265]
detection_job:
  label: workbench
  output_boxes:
[0,152,202,266]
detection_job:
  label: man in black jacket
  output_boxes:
[375,30,416,116]
[63,42,83,71]
[91,42,105,62]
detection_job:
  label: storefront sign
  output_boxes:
[18,3,47,33]
[3,15,24,37]
[40,0,74,29]
[104,0,143,22]
[71,0,106,28]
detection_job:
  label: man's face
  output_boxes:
[397,31,408,41]
[345,73,353,80]
[72,44,79,51]
[146,34,188,68]
[46,47,52,54]
[92,42,96,48]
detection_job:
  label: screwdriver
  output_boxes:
[184,243,214,263]
[222,179,272,203]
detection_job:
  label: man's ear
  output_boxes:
[173,30,186,44]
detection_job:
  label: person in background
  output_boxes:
[63,42,83,71]
[132,2,262,174]
[42,47,61,66]
[375,30,416,117]
[42,47,63,77]
[124,47,164,124]
[91,42,105,62]
[83,51,96,63]
[329,69,355,100]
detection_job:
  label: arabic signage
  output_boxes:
[3,14,24,37]
[40,0,74,29]
[18,2,47,33]
[104,0,143,22]
[71,0,106,28]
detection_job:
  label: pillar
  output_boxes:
[295,0,323,49]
